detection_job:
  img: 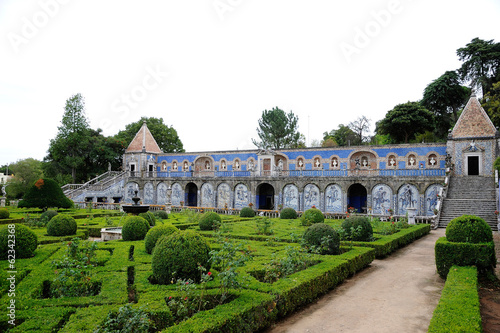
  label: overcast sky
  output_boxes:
[1,0,499,167]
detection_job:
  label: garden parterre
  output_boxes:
[0,209,430,332]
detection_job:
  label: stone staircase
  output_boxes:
[438,175,498,230]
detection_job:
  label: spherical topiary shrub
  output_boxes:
[0,208,9,219]
[301,208,324,226]
[151,230,211,284]
[122,216,150,241]
[0,224,38,259]
[144,224,179,254]
[303,223,340,255]
[280,207,298,219]
[139,211,156,227]
[40,209,58,222]
[341,216,373,241]
[199,212,221,231]
[240,207,255,218]
[154,210,169,220]
[446,215,493,244]
[46,214,77,236]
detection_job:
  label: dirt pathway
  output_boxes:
[264,229,445,333]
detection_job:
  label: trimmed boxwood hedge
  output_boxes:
[428,266,482,332]
[303,223,340,254]
[46,214,77,236]
[144,224,179,254]
[0,224,38,259]
[240,207,255,218]
[341,216,373,241]
[151,230,211,284]
[280,208,297,219]
[434,236,496,278]
[301,208,324,225]
[446,215,492,244]
[0,208,10,219]
[122,216,150,241]
[199,212,221,231]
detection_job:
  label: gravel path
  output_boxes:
[264,229,445,333]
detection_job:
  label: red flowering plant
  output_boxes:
[165,264,213,324]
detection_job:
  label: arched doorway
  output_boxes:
[257,183,274,210]
[185,183,198,207]
[347,183,367,213]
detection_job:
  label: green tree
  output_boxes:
[482,81,500,128]
[46,93,91,183]
[375,102,434,143]
[421,71,471,138]
[322,124,357,147]
[457,38,500,96]
[4,158,43,199]
[18,178,73,211]
[252,107,301,149]
[114,117,184,153]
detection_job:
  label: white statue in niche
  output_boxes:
[315,158,320,168]
[173,161,177,170]
[430,156,436,166]
[184,162,189,170]
[362,158,368,167]
[205,161,210,170]
[221,161,226,170]
[248,160,254,171]
[277,159,283,170]
[332,159,338,168]
[163,163,167,171]
[298,159,304,168]
[235,160,240,169]
[409,156,415,166]
[389,157,396,166]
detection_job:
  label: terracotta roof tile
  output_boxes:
[125,122,162,153]
[451,95,497,138]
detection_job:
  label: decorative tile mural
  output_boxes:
[325,184,342,213]
[397,184,419,215]
[234,184,249,209]
[371,184,392,215]
[303,184,320,209]
[171,183,183,206]
[425,184,442,216]
[157,183,168,205]
[283,184,299,211]
[144,183,154,204]
[217,183,231,208]
[201,183,214,207]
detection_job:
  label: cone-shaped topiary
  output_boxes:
[144,224,179,254]
[240,207,255,217]
[122,216,150,241]
[280,207,297,219]
[18,178,73,210]
[0,224,38,259]
[151,230,211,284]
[446,215,493,244]
[199,212,221,230]
[47,214,77,236]
[303,223,340,255]
[341,216,373,241]
[301,208,324,225]
[0,208,9,219]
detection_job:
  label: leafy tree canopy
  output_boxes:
[114,117,184,153]
[375,101,434,144]
[252,107,301,149]
[348,116,371,145]
[482,81,500,128]
[4,158,43,199]
[457,37,500,96]
[322,124,357,147]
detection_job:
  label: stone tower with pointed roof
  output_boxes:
[123,121,163,178]
[447,93,498,176]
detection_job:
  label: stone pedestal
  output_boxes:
[407,207,417,225]
[0,198,5,207]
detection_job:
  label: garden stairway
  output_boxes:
[438,175,498,230]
